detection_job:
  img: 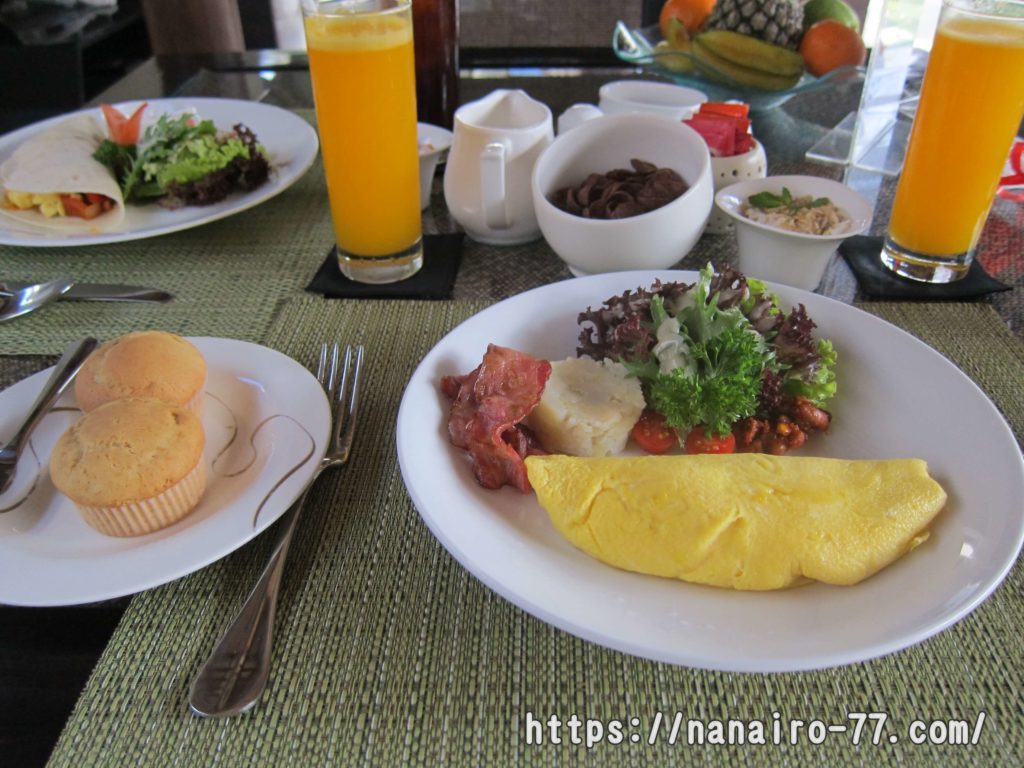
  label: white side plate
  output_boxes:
[0,338,330,606]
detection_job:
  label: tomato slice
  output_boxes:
[631,410,679,454]
[684,426,736,455]
[100,102,147,146]
[60,194,102,220]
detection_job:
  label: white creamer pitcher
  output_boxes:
[443,89,553,245]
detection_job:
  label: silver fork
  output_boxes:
[189,342,363,718]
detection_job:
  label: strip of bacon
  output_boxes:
[441,344,551,492]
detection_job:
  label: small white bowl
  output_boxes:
[418,122,453,210]
[532,112,713,276]
[715,175,872,291]
[598,80,707,121]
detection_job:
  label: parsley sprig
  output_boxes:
[620,266,777,437]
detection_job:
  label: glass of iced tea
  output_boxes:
[881,0,1024,283]
[302,0,423,283]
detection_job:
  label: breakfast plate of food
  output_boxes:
[0,97,319,247]
[396,268,1024,672]
[0,336,330,606]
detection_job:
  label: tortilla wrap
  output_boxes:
[0,115,126,233]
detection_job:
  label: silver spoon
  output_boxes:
[0,278,75,322]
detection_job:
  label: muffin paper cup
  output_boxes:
[76,460,208,537]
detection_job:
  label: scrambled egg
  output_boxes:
[525,454,947,590]
[4,190,64,217]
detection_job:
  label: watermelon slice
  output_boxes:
[684,102,756,157]
[698,101,749,120]
[684,114,736,157]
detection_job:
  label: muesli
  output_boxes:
[740,187,852,235]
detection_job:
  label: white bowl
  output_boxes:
[531,112,713,276]
[418,122,453,210]
[598,80,707,121]
[715,175,873,291]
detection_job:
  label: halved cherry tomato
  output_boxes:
[684,426,736,455]
[631,410,679,454]
[100,102,148,146]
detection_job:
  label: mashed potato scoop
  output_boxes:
[525,453,947,591]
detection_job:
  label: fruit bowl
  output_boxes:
[612,22,864,112]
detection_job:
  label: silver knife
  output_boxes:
[0,281,173,303]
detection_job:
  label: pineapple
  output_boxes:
[704,0,805,50]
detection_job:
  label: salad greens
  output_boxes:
[577,265,837,438]
[149,129,253,188]
[784,338,836,405]
[630,276,773,436]
[93,109,269,206]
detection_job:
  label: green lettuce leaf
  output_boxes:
[782,338,837,407]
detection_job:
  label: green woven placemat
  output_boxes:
[0,113,330,355]
[47,298,1023,767]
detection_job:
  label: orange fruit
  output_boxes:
[799,20,867,77]
[660,0,717,37]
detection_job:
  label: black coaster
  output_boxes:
[839,235,1011,299]
[306,233,464,300]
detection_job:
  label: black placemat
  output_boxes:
[840,235,1011,299]
[306,233,464,300]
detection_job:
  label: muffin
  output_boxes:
[50,397,207,537]
[75,331,206,414]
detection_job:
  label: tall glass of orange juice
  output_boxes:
[881,0,1024,283]
[302,0,422,283]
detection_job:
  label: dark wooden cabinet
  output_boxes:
[0,0,150,133]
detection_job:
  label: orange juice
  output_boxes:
[304,4,421,266]
[885,4,1024,277]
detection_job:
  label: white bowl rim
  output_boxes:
[598,79,708,109]
[417,122,453,158]
[532,112,712,228]
[715,174,872,242]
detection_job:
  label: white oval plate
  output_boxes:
[396,271,1024,672]
[0,98,319,247]
[0,338,330,606]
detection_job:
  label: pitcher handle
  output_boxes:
[481,141,509,230]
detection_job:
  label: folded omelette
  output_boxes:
[0,115,125,233]
[525,454,947,590]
